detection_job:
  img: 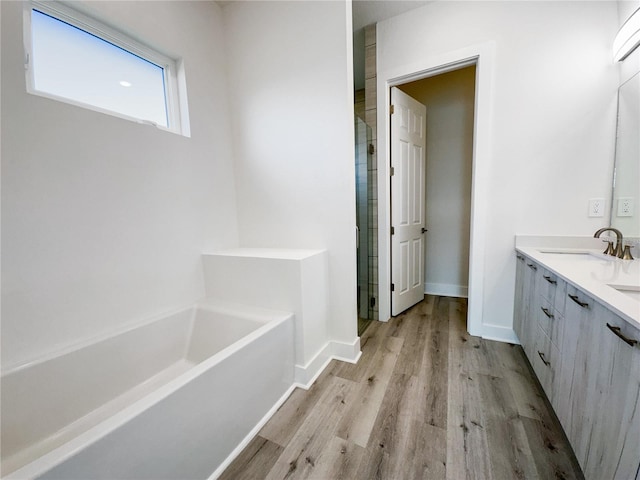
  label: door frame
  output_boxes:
[378,42,495,337]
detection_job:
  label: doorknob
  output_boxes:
[421,227,428,234]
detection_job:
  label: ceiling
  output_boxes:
[352,0,432,31]
[352,1,432,90]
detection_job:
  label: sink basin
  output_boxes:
[608,284,640,302]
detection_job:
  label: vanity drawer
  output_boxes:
[540,268,567,314]
[539,268,559,303]
[537,296,563,347]
[532,325,560,400]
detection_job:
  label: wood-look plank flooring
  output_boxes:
[220,296,583,480]
[358,316,373,336]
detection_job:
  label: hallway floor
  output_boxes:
[220,295,583,479]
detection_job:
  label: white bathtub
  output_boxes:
[1,300,295,479]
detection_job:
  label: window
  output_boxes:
[24,1,190,136]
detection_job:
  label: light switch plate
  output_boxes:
[588,198,606,217]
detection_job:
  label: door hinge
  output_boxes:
[390,166,395,176]
[368,143,375,155]
[391,283,395,292]
[390,105,395,115]
[391,226,395,235]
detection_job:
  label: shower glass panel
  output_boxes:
[355,115,375,334]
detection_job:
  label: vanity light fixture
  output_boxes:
[613,7,640,62]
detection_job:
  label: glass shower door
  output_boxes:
[355,115,375,334]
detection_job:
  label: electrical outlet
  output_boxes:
[588,198,606,217]
[617,197,634,217]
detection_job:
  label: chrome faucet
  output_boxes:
[593,227,624,258]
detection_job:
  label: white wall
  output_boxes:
[377,1,620,336]
[398,67,475,298]
[1,1,239,368]
[222,1,358,346]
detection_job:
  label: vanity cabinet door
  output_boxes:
[555,286,603,464]
[557,286,640,479]
[582,313,640,480]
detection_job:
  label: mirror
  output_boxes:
[610,71,640,237]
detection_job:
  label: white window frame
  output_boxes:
[23,0,191,137]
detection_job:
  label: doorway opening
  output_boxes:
[390,65,476,317]
[376,45,494,337]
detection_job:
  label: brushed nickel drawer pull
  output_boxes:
[568,294,589,308]
[541,307,554,319]
[527,263,537,271]
[543,275,557,285]
[606,323,639,347]
[538,351,551,367]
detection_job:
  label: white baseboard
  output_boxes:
[293,337,361,389]
[331,337,361,364]
[425,283,468,298]
[481,323,519,344]
[294,343,332,387]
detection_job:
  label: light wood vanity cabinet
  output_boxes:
[514,254,640,479]
[514,255,565,405]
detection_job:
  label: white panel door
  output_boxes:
[391,87,427,316]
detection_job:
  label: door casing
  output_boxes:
[377,42,496,337]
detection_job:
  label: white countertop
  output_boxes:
[515,237,640,330]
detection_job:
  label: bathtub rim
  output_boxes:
[1,304,196,377]
[2,302,294,480]
[1,299,288,377]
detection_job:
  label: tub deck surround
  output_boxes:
[202,248,361,387]
[1,301,295,480]
[515,235,640,329]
